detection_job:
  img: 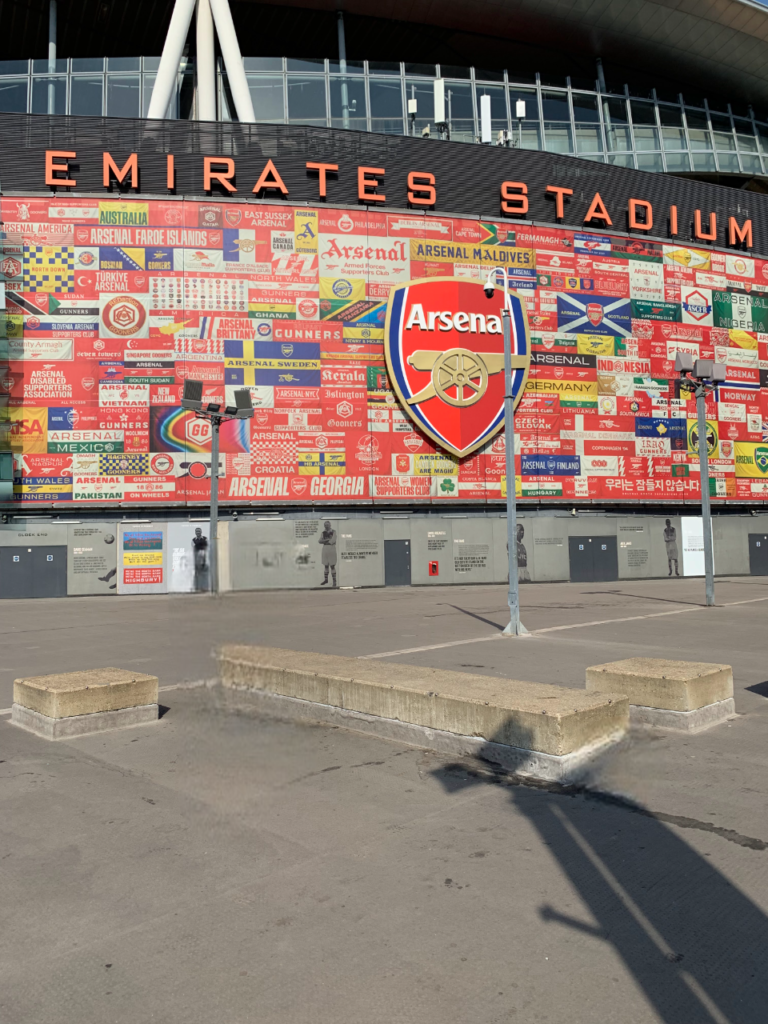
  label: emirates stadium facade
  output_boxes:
[3,0,768,595]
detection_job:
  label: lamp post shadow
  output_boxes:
[431,729,768,1024]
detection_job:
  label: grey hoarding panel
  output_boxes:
[337,520,384,587]
[451,519,495,584]
[529,518,570,581]
[616,518,653,579]
[117,523,168,594]
[382,518,412,541]
[713,517,750,575]
[67,524,117,595]
[230,519,326,590]
[412,520,453,585]
[0,524,67,546]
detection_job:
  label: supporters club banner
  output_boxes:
[2,196,768,505]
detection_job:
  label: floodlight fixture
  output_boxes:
[711,363,727,383]
[694,358,714,379]
[674,351,694,373]
[515,99,526,119]
[181,378,204,410]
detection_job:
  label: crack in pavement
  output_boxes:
[433,757,768,852]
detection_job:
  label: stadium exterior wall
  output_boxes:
[2,113,768,520]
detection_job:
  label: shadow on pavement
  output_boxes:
[431,726,768,1024]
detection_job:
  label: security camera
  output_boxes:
[483,268,498,298]
[484,282,495,299]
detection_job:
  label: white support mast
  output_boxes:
[196,0,216,121]
[147,0,197,119]
[147,0,254,122]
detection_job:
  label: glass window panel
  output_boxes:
[475,84,507,130]
[605,124,632,151]
[287,77,327,124]
[368,61,400,75]
[244,57,283,72]
[369,78,403,133]
[710,112,731,131]
[508,73,537,85]
[708,99,729,114]
[404,64,435,77]
[633,125,660,150]
[108,58,140,72]
[608,153,635,168]
[0,80,27,112]
[661,126,687,150]
[0,60,28,74]
[539,73,567,88]
[541,90,569,121]
[664,152,691,172]
[142,75,155,117]
[474,68,504,82]
[733,115,753,133]
[328,60,363,75]
[756,125,768,154]
[575,124,603,152]
[691,151,717,172]
[636,152,664,171]
[716,151,740,173]
[687,129,713,151]
[604,98,628,124]
[658,104,683,127]
[142,57,161,72]
[685,108,709,130]
[439,66,471,80]
[31,77,66,114]
[329,77,367,130]
[713,131,736,152]
[544,122,573,154]
[571,93,599,123]
[517,122,542,149]
[107,75,140,117]
[735,131,758,153]
[630,100,656,125]
[508,87,536,122]
[179,72,194,119]
[33,59,67,73]
[248,76,284,121]
[740,154,762,174]
[286,58,324,73]
[72,58,104,73]
[405,80,436,132]
[442,82,474,140]
[70,77,103,116]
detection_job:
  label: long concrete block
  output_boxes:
[585,657,735,732]
[13,668,159,719]
[218,645,629,777]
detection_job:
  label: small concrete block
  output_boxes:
[629,698,736,733]
[10,702,159,740]
[13,668,158,720]
[585,657,733,713]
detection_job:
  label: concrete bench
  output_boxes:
[11,668,159,740]
[585,658,735,732]
[217,645,628,783]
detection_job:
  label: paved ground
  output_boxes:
[2,577,768,1023]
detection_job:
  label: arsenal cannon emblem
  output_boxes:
[384,276,531,457]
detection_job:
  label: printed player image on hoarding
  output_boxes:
[2,197,768,506]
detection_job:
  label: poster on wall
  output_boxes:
[117,523,167,593]
[1,195,767,508]
[67,524,118,595]
[168,521,211,592]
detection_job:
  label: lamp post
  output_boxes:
[674,352,726,606]
[181,380,254,594]
[484,268,528,636]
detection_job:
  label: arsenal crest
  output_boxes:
[385,277,530,458]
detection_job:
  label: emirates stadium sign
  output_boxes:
[385,277,531,457]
